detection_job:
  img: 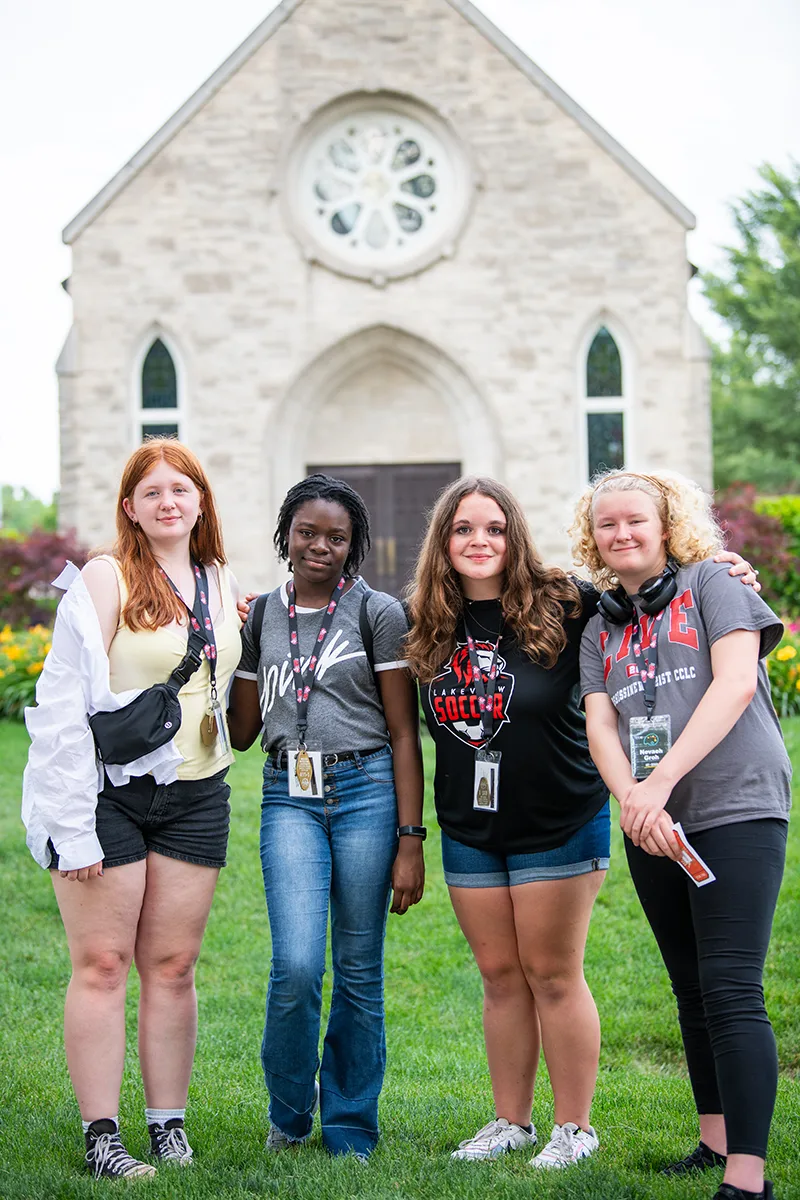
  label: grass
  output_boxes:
[1,718,798,1199]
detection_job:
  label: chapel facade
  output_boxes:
[57,0,710,593]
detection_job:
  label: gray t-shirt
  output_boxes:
[235,577,410,754]
[580,558,792,833]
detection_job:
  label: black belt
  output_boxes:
[268,747,386,769]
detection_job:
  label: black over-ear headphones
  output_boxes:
[597,558,679,625]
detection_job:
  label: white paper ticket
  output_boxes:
[672,822,716,887]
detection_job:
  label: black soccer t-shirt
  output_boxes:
[420,584,609,854]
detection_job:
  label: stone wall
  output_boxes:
[61,0,708,587]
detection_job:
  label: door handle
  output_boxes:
[386,537,397,576]
[376,537,386,576]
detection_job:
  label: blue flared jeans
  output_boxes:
[259,747,398,1156]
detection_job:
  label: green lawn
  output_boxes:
[1,719,798,1200]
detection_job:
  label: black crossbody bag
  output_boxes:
[89,635,205,766]
[88,565,215,766]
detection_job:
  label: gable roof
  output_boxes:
[63,0,694,244]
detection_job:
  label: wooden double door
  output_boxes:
[307,462,461,597]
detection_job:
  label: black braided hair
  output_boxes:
[273,474,372,576]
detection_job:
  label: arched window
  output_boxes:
[583,326,627,479]
[137,337,181,442]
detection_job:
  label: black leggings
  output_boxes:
[625,819,787,1159]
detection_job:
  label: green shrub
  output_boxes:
[767,626,800,719]
[757,495,800,552]
[0,624,51,719]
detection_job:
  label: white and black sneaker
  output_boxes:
[149,1118,193,1166]
[85,1119,156,1179]
[266,1080,320,1151]
[451,1117,537,1160]
[530,1122,599,1168]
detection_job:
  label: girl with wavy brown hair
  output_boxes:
[405,475,754,1171]
[23,438,241,1180]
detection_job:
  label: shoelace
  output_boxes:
[459,1119,513,1150]
[152,1125,192,1162]
[88,1132,147,1178]
[545,1124,577,1161]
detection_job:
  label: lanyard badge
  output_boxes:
[161,562,226,750]
[464,622,503,813]
[628,608,671,779]
[286,576,346,798]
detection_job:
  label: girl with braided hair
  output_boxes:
[227,474,424,1161]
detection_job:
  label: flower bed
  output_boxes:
[0,625,51,719]
[767,623,800,718]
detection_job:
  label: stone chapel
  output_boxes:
[57,0,710,593]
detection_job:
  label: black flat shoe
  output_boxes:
[660,1141,727,1175]
[713,1181,774,1200]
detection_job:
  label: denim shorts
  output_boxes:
[48,768,231,871]
[442,800,611,888]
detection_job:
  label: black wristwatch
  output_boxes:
[397,825,427,841]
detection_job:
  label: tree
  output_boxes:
[702,162,800,493]
[0,485,58,534]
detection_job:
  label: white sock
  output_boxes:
[83,1115,119,1134]
[145,1107,186,1127]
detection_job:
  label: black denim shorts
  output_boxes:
[48,768,231,870]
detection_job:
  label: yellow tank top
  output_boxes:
[100,557,241,780]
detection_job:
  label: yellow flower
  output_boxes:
[27,662,43,675]
[776,645,797,661]
[0,667,5,678]
[4,645,22,662]
[44,642,52,654]
[796,678,800,692]
[0,625,12,644]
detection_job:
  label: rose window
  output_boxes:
[288,97,472,283]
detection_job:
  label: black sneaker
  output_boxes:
[713,1182,774,1200]
[661,1141,727,1175]
[85,1119,156,1179]
[148,1118,193,1165]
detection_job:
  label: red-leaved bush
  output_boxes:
[0,529,88,627]
[714,484,800,615]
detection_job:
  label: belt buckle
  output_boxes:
[324,752,339,767]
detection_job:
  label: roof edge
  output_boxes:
[63,0,695,245]
[62,0,305,245]
[447,0,695,230]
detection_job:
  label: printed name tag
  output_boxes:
[473,749,501,813]
[629,715,672,779]
[288,747,324,798]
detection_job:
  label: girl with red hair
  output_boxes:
[23,439,241,1179]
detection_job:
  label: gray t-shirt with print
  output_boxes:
[580,558,792,833]
[235,577,410,754]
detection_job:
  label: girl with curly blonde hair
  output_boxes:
[576,469,789,1200]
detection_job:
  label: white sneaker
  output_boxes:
[451,1117,537,1160]
[530,1122,599,1168]
[266,1081,320,1151]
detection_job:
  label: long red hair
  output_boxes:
[107,439,226,632]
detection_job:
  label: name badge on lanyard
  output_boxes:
[628,609,672,779]
[162,562,224,750]
[288,747,324,798]
[286,576,346,798]
[464,622,504,813]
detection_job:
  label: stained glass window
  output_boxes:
[587,412,625,477]
[141,339,177,409]
[586,328,622,398]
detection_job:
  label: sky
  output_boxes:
[1,0,798,500]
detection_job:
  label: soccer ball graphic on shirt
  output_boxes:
[428,641,515,747]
